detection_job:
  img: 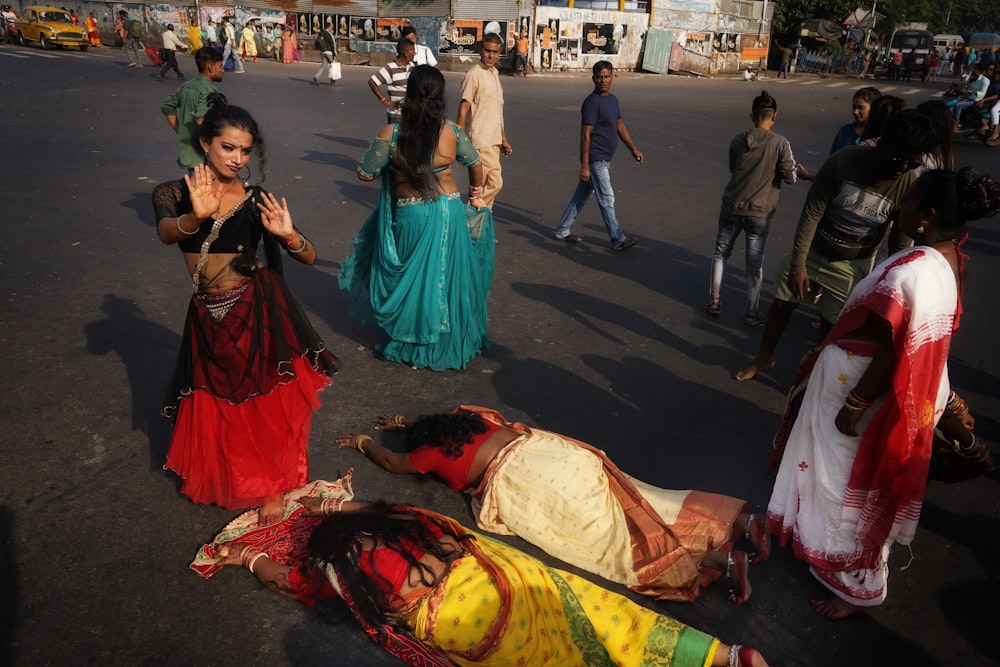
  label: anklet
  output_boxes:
[728,645,742,667]
[746,513,755,540]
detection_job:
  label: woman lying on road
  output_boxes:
[193,476,771,667]
[337,405,770,605]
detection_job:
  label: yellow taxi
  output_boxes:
[13,6,88,50]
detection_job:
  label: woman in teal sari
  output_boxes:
[340,65,495,371]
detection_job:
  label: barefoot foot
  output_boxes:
[734,358,774,382]
[747,513,771,565]
[727,551,752,605]
[257,494,285,526]
[810,596,864,619]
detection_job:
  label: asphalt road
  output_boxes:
[1,42,997,667]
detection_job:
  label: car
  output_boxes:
[13,6,87,50]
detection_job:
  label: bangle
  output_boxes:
[321,497,344,515]
[468,186,484,199]
[728,645,742,667]
[240,545,263,569]
[247,552,268,575]
[176,213,198,235]
[844,389,873,412]
[287,234,308,253]
[355,434,373,454]
[392,415,406,430]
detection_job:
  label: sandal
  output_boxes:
[612,237,638,252]
[706,297,721,316]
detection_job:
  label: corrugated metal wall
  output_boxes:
[452,0,519,21]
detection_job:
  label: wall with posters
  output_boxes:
[533,6,648,72]
[650,0,773,74]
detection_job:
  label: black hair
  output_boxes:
[395,65,446,195]
[307,503,473,640]
[751,90,777,120]
[482,32,502,47]
[405,411,489,458]
[592,60,613,75]
[860,96,905,141]
[913,168,1000,233]
[395,38,412,56]
[400,26,416,39]
[854,86,881,105]
[198,98,266,180]
[878,109,938,158]
[915,99,955,171]
[195,46,224,72]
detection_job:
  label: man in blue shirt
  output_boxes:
[552,60,643,251]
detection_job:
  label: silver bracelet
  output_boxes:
[247,552,268,575]
[728,645,742,667]
[287,234,308,253]
[176,213,198,235]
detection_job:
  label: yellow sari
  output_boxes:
[408,529,719,666]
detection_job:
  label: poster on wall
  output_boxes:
[439,19,511,55]
[581,23,627,55]
[713,33,740,53]
[376,18,406,42]
[351,17,376,41]
[336,15,349,37]
[535,21,556,69]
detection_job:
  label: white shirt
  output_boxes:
[413,43,438,67]
[162,29,187,51]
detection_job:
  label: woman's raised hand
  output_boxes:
[184,164,225,220]
[256,191,295,240]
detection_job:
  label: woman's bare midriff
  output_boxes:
[183,252,259,295]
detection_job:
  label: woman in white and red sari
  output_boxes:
[767,167,1000,619]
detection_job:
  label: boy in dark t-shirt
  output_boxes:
[552,60,644,251]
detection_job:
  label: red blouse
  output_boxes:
[407,420,504,490]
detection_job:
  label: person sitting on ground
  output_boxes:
[193,477,772,667]
[337,404,770,605]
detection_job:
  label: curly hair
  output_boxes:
[405,412,489,458]
[912,167,1000,233]
[307,503,472,639]
[198,98,267,180]
[395,65,446,196]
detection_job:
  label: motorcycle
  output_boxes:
[942,84,1000,147]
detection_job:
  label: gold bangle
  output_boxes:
[356,434,372,454]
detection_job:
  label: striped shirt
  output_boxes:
[370,60,412,118]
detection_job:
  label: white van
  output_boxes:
[933,34,964,50]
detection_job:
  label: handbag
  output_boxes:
[329,60,342,81]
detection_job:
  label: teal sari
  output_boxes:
[340,123,495,371]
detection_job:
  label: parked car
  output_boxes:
[13,6,87,50]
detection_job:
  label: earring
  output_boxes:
[238,165,252,184]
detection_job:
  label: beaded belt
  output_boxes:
[395,192,461,208]
[197,278,251,322]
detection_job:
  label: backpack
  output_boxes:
[128,18,143,39]
[314,35,323,51]
[219,25,228,45]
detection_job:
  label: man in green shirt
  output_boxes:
[161,47,225,172]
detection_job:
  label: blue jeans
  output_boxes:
[709,212,771,313]
[553,160,625,246]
